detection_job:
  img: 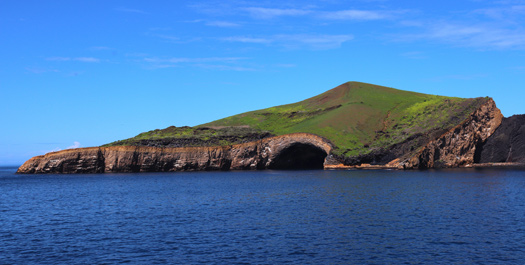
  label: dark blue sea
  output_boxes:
[1,166,525,264]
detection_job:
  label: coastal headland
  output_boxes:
[17,82,524,173]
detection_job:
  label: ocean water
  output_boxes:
[1,166,525,264]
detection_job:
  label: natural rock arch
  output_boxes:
[268,142,328,169]
[262,133,333,170]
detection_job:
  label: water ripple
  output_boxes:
[1,169,525,264]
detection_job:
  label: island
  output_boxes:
[17,82,524,173]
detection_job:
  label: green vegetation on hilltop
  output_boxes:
[202,82,486,156]
[106,82,487,158]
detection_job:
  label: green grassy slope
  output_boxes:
[105,82,487,158]
[201,82,486,156]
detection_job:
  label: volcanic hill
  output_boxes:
[18,82,505,173]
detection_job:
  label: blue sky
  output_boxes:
[1,0,525,165]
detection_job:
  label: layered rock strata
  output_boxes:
[17,133,333,174]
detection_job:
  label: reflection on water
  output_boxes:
[1,168,525,264]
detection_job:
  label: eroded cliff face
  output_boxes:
[17,133,333,174]
[388,98,503,169]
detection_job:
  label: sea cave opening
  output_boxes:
[269,143,327,170]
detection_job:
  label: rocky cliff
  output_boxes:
[17,133,333,174]
[476,114,525,163]
[388,98,502,169]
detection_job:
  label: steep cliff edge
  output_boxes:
[17,133,332,174]
[387,98,502,169]
[476,114,525,164]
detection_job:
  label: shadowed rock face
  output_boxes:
[476,115,525,163]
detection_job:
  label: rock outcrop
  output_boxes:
[388,98,503,169]
[476,114,525,163]
[17,133,333,174]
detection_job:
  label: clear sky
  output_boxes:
[1,0,524,166]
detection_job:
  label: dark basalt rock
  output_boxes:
[477,115,525,163]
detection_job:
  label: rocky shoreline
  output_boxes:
[464,162,525,168]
